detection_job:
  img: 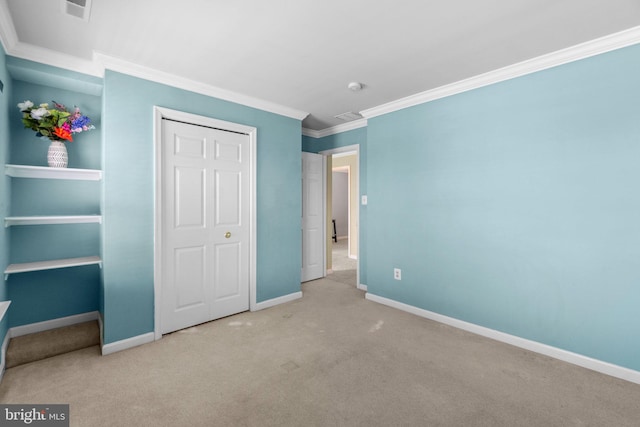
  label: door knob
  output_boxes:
[225,232,231,238]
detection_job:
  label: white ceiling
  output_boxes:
[3,0,640,131]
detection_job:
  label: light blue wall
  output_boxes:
[302,128,366,153]
[6,61,102,327]
[4,39,639,374]
[366,44,640,371]
[303,127,368,285]
[0,44,11,351]
[102,71,302,344]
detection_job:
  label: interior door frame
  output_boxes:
[153,106,257,340]
[319,144,362,290]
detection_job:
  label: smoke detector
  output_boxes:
[61,0,92,21]
[347,82,364,92]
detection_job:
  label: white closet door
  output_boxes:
[161,119,249,334]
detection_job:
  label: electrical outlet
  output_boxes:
[394,268,401,280]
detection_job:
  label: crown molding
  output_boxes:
[93,53,308,121]
[4,46,308,121]
[301,128,320,138]
[11,42,102,77]
[0,0,18,53]
[302,118,367,139]
[0,1,100,76]
[4,3,639,127]
[0,2,308,121]
[362,25,640,120]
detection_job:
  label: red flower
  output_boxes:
[53,126,73,141]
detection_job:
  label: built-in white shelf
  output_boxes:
[5,164,102,181]
[4,215,102,227]
[0,301,10,323]
[4,256,102,280]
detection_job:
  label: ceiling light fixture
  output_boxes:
[347,82,364,92]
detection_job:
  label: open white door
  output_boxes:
[301,152,325,282]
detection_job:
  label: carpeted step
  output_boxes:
[6,321,100,368]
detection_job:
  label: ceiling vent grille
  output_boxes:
[62,0,92,21]
[334,111,363,122]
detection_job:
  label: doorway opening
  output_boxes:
[320,145,361,290]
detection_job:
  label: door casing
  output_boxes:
[153,106,257,340]
[320,144,361,290]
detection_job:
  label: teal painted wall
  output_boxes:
[302,129,364,153]
[4,40,639,375]
[366,44,640,371]
[6,63,102,327]
[303,127,368,285]
[102,71,302,344]
[0,44,11,353]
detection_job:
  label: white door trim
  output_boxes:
[319,144,361,289]
[153,106,257,340]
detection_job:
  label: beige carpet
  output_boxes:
[328,238,357,286]
[1,279,640,426]
[5,321,100,368]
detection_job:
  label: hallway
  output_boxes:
[327,239,357,287]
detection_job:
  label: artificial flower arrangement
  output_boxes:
[17,100,95,142]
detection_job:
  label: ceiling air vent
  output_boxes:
[62,0,92,21]
[334,112,363,122]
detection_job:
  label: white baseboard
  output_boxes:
[0,331,10,383]
[357,283,368,291]
[9,311,99,338]
[101,332,155,356]
[253,291,303,311]
[365,293,640,385]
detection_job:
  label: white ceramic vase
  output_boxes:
[47,140,68,168]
